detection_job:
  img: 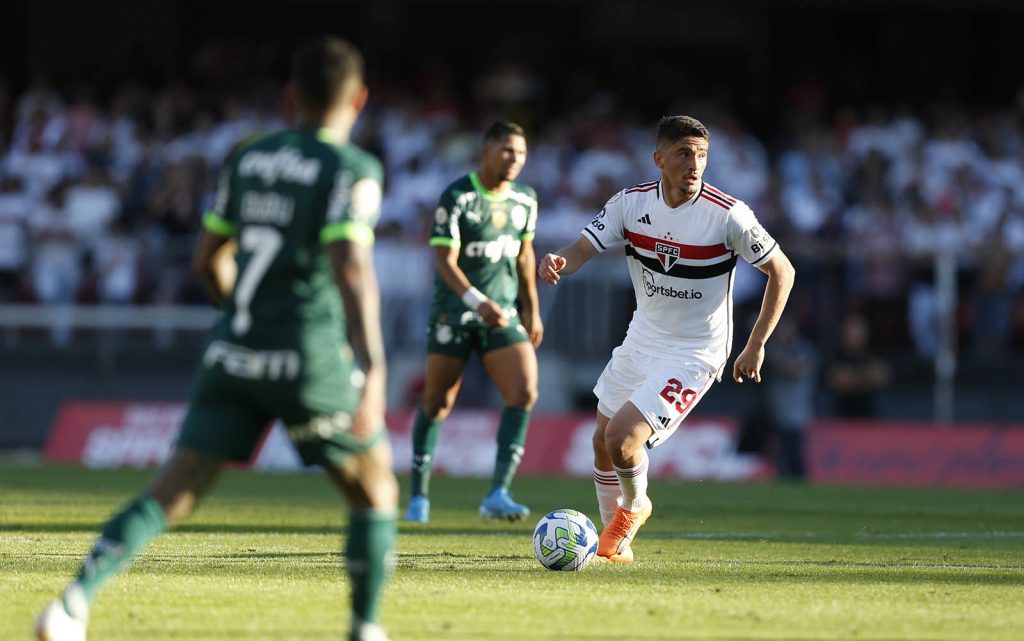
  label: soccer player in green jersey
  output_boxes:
[404,121,542,523]
[36,37,398,641]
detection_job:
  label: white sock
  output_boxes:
[62,583,89,622]
[614,452,650,512]
[592,466,621,527]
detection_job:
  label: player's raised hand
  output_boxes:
[732,343,765,383]
[478,299,510,328]
[538,254,567,285]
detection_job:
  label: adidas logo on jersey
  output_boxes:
[656,416,671,427]
[637,213,652,224]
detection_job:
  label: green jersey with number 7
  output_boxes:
[203,128,383,344]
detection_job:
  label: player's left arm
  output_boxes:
[732,250,796,383]
[323,163,387,440]
[516,238,543,348]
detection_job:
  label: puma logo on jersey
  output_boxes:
[637,213,652,224]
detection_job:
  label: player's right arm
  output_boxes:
[192,155,238,307]
[430,188,507,328]
[433,245,508,328]
[192,231,232,307]
[537,236,600,285]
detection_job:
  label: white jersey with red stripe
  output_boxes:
[581,179,778,377]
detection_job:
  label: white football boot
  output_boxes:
[351,618,391,641]
[35,600,86,641]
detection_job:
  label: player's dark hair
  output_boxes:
[656,115,710,144]
[290,36,364,111]
[483,121,526,143]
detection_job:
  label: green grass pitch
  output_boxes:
[2,463,1023,640]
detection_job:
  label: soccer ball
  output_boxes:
[532,509,599,571]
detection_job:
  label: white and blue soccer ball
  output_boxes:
[532,508,599,571]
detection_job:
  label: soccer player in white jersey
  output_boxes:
[538,115,795,562]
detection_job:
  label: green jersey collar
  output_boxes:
[316,127,346,145]
[470,172,511,202]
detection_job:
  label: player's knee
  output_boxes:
[422,393,454,419]
[421,395,450,419]
[356,466,399,511]
[508,385,538,410]
[604,429,641,462]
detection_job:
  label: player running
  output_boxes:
[36,37,398,641]
[404,121,542,523]
[538,115,795,562]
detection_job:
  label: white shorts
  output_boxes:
[593,345,716,449]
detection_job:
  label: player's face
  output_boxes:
[482,134,528,183]
[655,136,709,199]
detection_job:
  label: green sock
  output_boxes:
[491,406,530,492]
[346,509,397,626]
[410,407,442,497]
[71,495,167,607]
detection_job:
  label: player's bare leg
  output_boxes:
[406,353,465,521]
[479,341,538,520]
[596,403,654,563]
[323,439,399,641]
[36,448,225,641]
[147,447,226,524]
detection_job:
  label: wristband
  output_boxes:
[461,286,487,310]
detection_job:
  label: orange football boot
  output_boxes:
[597,502,651,563]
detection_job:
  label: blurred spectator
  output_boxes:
[764,317,819,480]
[0,37,1021,372]
[27,183,80,345]
[64,164,120,249]
[93,219,140,304]
[0,175,29,299]
[826,314,892,419]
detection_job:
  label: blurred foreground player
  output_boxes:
[538,116,795,562]
[404,122,542,523]
[36,37,398,641]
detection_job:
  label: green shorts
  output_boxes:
[177,328,383,467]
[426,312,529,360]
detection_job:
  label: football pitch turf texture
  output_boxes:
[2,464,1022,640]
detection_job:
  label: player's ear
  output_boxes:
[351,84,369,114]
[653,149,663,169]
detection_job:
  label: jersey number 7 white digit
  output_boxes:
[232,225,283,336]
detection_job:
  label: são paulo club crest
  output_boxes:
[654,241,680,271]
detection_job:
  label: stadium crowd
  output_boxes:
[1,60,1023,361]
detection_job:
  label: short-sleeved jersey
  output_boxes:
[202,128,383,345]
[428,172,537,321]
[582,180,778,377]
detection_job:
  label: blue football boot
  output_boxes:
[403,495,430,523]
[479,488,530,521]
